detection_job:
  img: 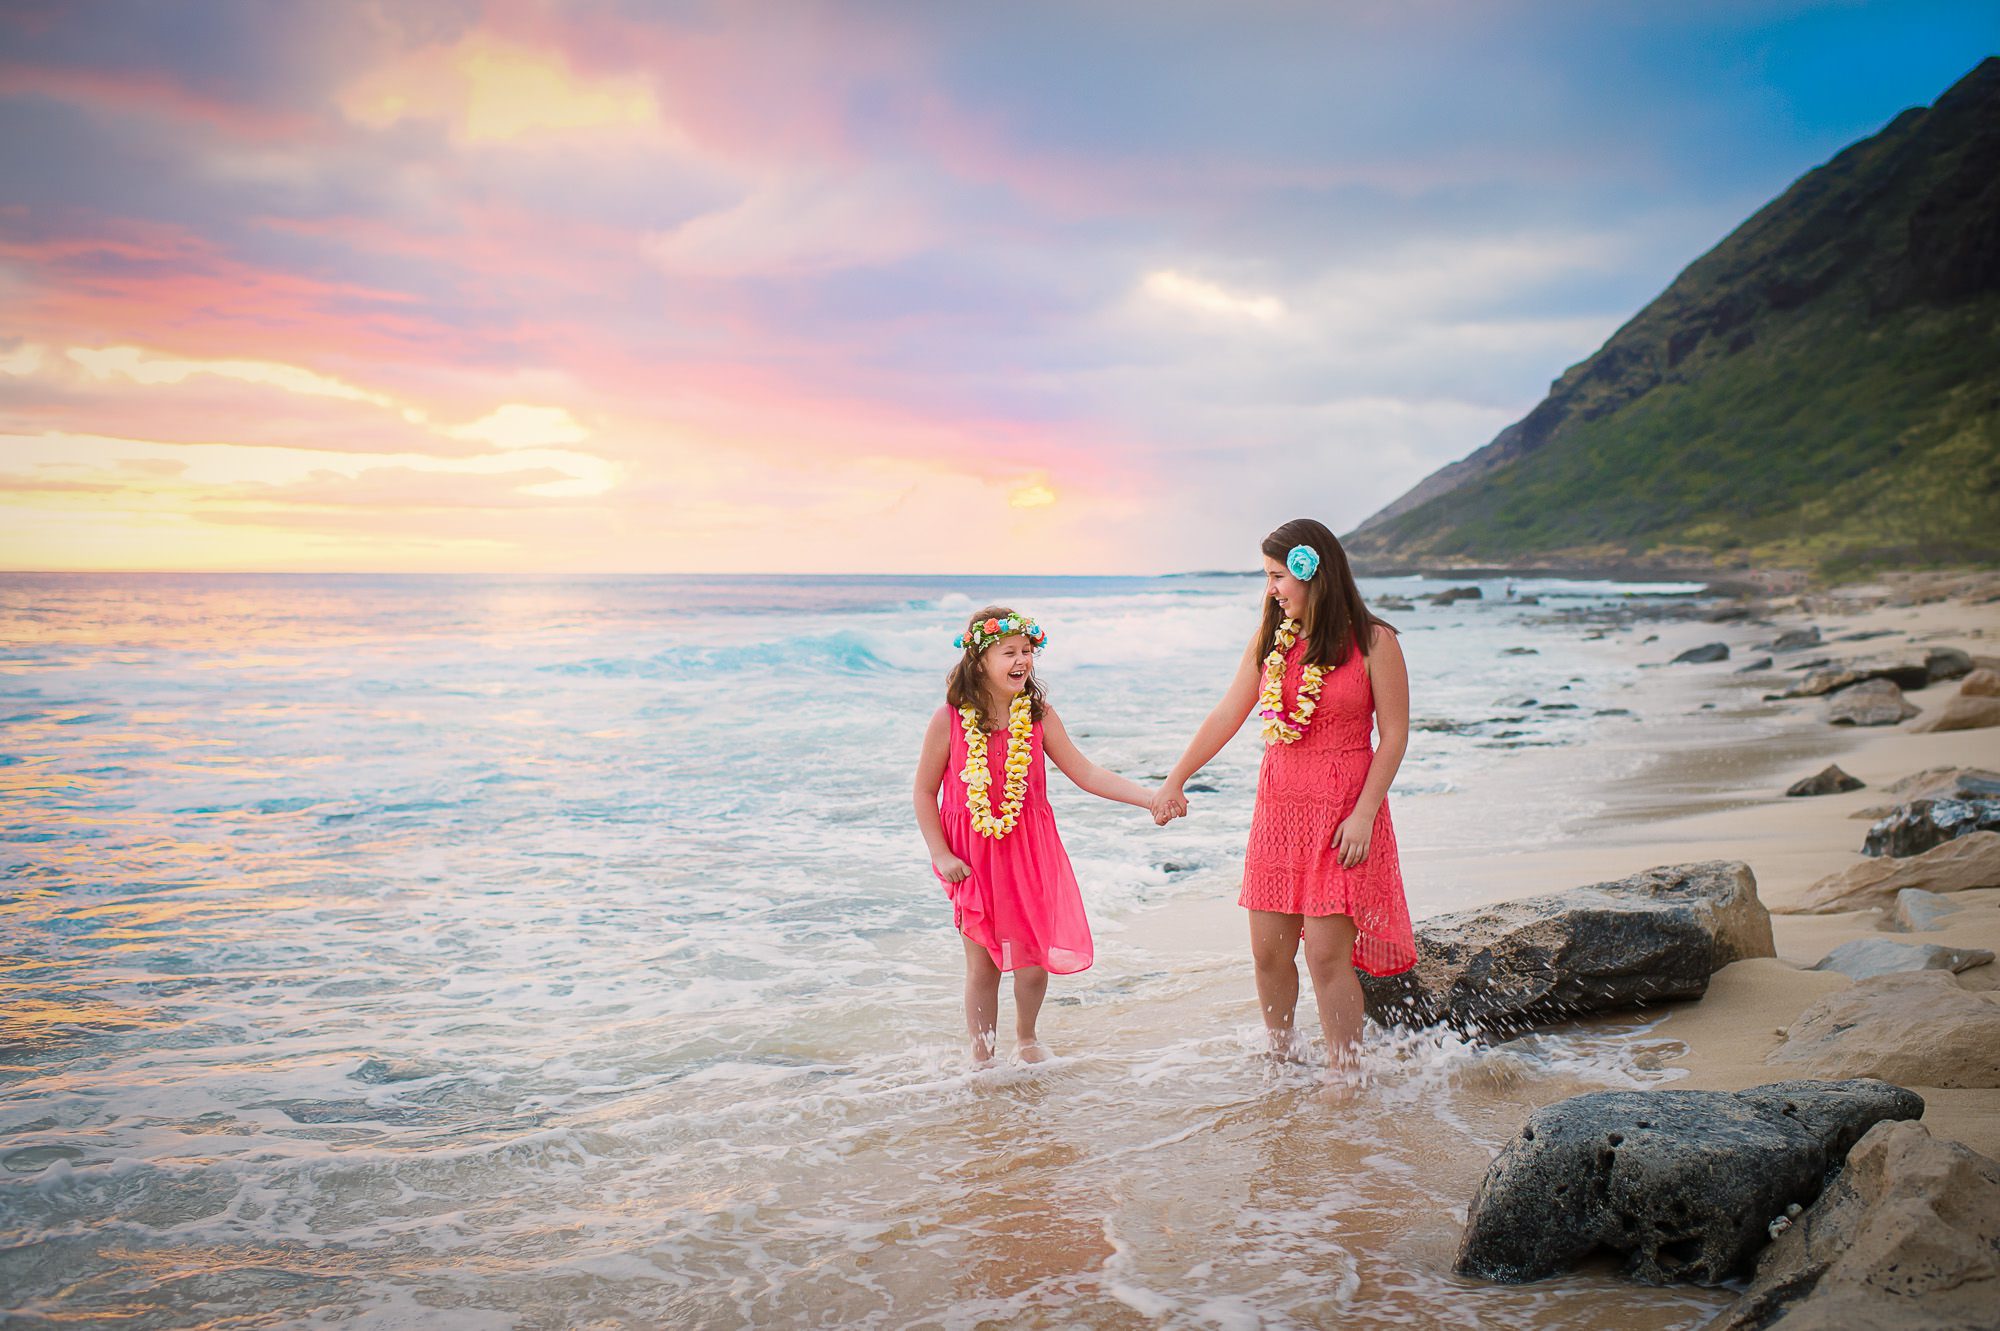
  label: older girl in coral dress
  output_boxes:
[913,607,1163,1067]
[1154,519,1417,1072]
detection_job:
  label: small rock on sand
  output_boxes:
[1786,764,1864,797]
[1785,657,1933,697]
[1911,694,2000,733]
[1924,646,1975,682]
[1851,767,2000,820]
[1882,887,1972,933]
[1808,937,1994,980]
[1863,798,2000,857]
[1672,642,1730,664]
[1766,970,2000,1088]
[1826,678,1919,727]
[1705,1119,2000,1331]
[1791,831,2000,913]
[1735,656,1775,673]
[1758,627,1822,653]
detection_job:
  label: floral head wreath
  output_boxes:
[1286,544,1321,580]
[954,613,1048,653]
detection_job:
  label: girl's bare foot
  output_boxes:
[1316,1062,1364,1099]
[1017,1039,1052,1064]
[1263,1030,1310,1064]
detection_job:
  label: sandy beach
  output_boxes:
[1554,577,2000,1159]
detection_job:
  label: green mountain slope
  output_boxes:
[1346,57,2000,576]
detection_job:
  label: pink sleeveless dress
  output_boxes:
[933,705,1093,974]
[1239,635,1418,977]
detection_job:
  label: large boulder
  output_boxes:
[1789,831,2000,913]
[1360,862,1773,1034]
[1962,667,2000,697]
[1457,1080,1924,1286]
[1787,764,1865,797]
[1911,695,2000,733]
[1766,971,2000,1088]
[1808,938,1994,981]
[1705,1120,2000,1330]
[1863,798,2000,857]
[1827,678,1919,726]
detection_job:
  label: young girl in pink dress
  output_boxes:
[1154,519,1417,1072]
[913,606,1163,1067]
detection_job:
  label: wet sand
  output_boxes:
[1100,573,1999,1322]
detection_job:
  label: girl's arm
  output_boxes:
[1332,624,1410,867]
[913,708,970,882]
[1153,628,1265,818]
[1041,707,1155,809]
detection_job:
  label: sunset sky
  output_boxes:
[3,1,1995,573]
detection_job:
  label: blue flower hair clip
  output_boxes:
[1286,544,1321,580]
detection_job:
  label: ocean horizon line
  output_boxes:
[0,565,1721,584]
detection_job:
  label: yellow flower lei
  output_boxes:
[961,691,1034,838]
[1257,617,1327,745]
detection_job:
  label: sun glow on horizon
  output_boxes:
[5,5,1991,573]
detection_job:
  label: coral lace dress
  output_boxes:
[1239,635,1417,976]
[933,706,1093,974]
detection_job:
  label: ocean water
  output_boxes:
[0,572,1735,1329]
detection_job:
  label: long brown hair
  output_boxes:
[1257,518,1395,670]
[945,604,1048,732]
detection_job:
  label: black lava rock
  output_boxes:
[1456,1079,1925,1285]
[1862,798,2000,857]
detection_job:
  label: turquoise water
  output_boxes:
[1,573,1730,1328]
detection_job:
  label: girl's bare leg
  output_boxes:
[1301,914,1365,1071]
[1247,910,1305,1057]
[1011,965,1050,1061]
[962,936,1002,1065]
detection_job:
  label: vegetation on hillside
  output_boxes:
[1347,57,2000,575]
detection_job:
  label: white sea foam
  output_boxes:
[0,572,1735,1328]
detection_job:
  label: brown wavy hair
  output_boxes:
[1257,518,1395,670]
[945,604,1048,732]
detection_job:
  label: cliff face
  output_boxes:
[1348,57,2000,574]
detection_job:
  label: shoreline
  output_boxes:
[1126,568,2000,1154]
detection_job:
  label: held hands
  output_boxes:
[1332,807,1374,868]
[933,851,972,883]
[1149,783,1189,827]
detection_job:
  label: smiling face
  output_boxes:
[979,634,1036,702]
[1263,554,1309,620]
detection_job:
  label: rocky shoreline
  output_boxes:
[1395,567,2000,1325]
